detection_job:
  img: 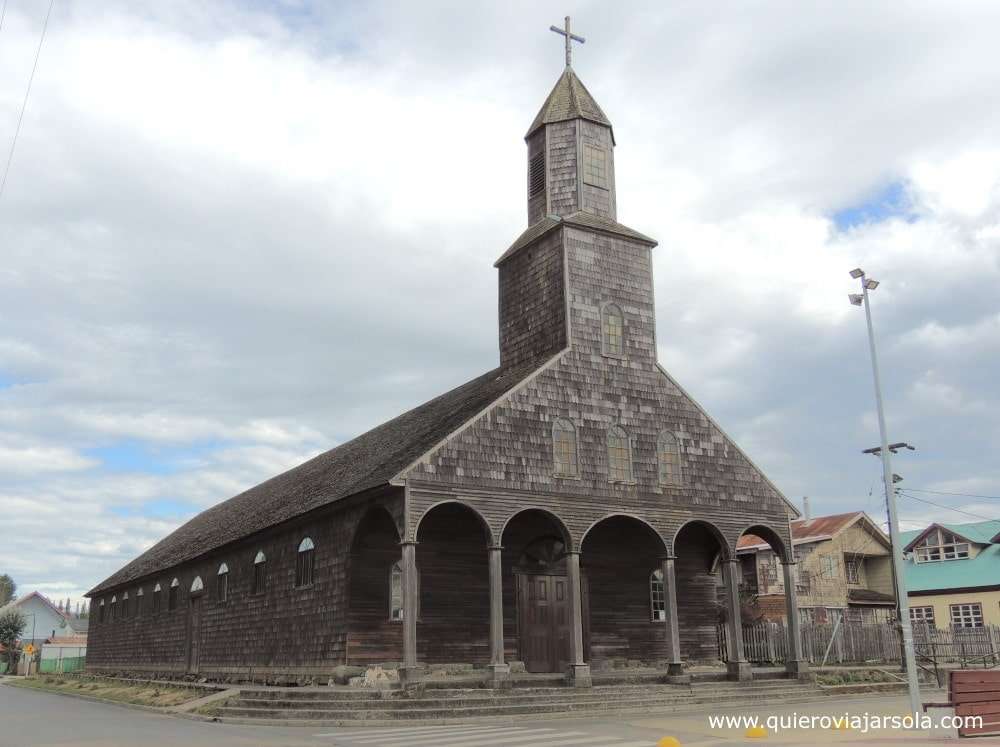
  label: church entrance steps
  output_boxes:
[204,679,831,725]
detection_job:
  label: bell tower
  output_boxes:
[525,17,617,225]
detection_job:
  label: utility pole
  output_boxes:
[849,268,921,716]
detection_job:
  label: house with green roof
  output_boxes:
[901,519,1000,629]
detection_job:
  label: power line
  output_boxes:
[0,0,55,203]
[897,490,1000,524]
[904,487,1000,501]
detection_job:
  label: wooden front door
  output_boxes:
[187,596,202,674]
[517,574,585,673]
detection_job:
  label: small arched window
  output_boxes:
[296,537,315,588]
[607,425,633,482]
[98,598,106,623]
[601,303,624,357]
[168,578,179,611]
[121,591,130,619]
[650,569,666,621]
[657,430,683,487]
[389,561,420,621]
[190,576,204,594]
[253,551,267,595]
[152,583,162,614]
[136,587,144,617]
[552,418,578,477]
[110,595,117,621]
[217,563,229,603]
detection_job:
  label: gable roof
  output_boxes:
[526,67,612,141]
[901,520,999,553]
[737,511,885,551]
[88,357,545,596]
[494,212,656,267]
[901,520,1000,593]
[0,591,69,622]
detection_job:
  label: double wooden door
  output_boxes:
[516,573,588,673]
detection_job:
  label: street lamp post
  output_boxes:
[849,268,921,716]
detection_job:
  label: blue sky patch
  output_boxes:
[86,440,220,475]
[111,498,198,520]
[833,180,913,230]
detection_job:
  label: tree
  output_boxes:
[0,608,26,674]
[0,575,15,606]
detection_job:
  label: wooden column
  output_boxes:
[565,550,591,687]
[487,544,510,687]
[398,540,424,687]
[661,555,684,677]
[782,559,808,677]
[722,558,752,681]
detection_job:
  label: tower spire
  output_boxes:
[549,16,585,68]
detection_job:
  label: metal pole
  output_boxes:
[860,278,922,715]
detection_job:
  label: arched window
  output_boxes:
[136,587,144,617]
[296,537,315,588]
[190,576,204,594]
[657,430,682,487]
[121,591,130,619]
[552,418,578,477]
[152,583,162,614]
[253,551,267,595]
[110,595,117,621]
[217,563,229,603]
[389,561,420,621]
[607,425,633,482]
[601,303,624,356]
[168,578,179,611]
[650,569,666,621]
[98,598,105,623]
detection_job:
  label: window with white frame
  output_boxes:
[650,569,666,621]
[845,557,861,584]
[152,583,162,614]
[950,603,984,628]
[217,563,229,603]
[136,587,143,616]
[552,418,578,477]
[121,591,129,619]
[821,555,837,579]
[296,537,315,588]
[914,528,971,563]
[910,606,935,626]
[253,551,267,595]
[168,578,179,610]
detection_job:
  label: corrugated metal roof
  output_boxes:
[737,511,874,550]
[901,519,1000,593]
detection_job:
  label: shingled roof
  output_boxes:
[526,67,613,141]
[88,357,545,596]
[494,212,656,267]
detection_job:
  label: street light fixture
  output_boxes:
[849,267,921,716]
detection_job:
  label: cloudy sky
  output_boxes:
[1,0,998,605]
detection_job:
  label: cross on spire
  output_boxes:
[550,16,585,68]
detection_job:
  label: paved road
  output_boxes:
[0,682,970,746]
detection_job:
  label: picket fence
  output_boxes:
[718,621,1000,666]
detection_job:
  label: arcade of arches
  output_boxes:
[345,503,807,686]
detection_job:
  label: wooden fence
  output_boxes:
[718,621,1000,666]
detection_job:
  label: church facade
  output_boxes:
[85,56,807,687]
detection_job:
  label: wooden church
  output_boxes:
[86,22,808,687]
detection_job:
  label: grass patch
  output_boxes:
[8,676,203,707]
[815,669,899,686]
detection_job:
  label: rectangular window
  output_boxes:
[845,558,861,584]
[528,152,545,197]
[217,573,228,603]
[582,144,608,189]
[152,590,161,614]
[253,563,267,595]
[650,570,666,622]
[168,586,178,611]
[821,556,837,579]
[910,606,935,626]
[296,549,315,588]
[795,569,811,595]
[950,603,983,628]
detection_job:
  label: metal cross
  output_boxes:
[550,16,585,68]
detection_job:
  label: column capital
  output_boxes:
[565,549,581,556]
[660,554,677,561]
[723,556,742,564]
[399,539,419,547]
[781,559,798,567]
[487,544,504,552]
